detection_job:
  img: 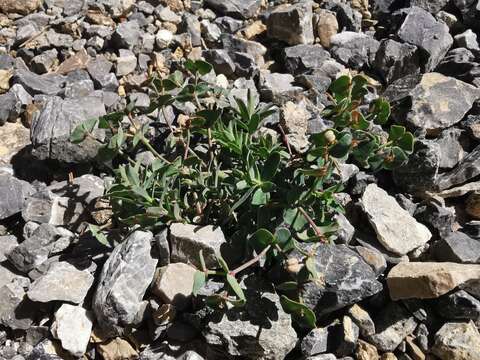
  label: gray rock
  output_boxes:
[152,263,196,311]
[116,49,137,76]
[220,34,267,66]
[0,234,16,262]
[453,0,480,31]
[414,201,455,238]
[437,144,480,191]
[93,230,158,336]
[396,6,453,72]
[0,84,32,124]
[410,0,449,13]
[297,244,383,316]
[154,230,170,267]
[0,278,36,330]
[0,173,34,220]
[205,0,261,19]
[200,20,222,44]
[64,79,95,98]
[354,246,387,276]
[374,39,420,84]
[267,1,314,45]
[282,44,331,75]
[331,2,362,32]
[259,71,303,102]
[435,128,466,169]
[31,49,58,75]
[348,304,375,338]
[201,275,297,359]
[301,327,328,356]
[385,73,480,136]
[436,290,480,320]
[31,95,106,163]
[432,321,480,360]
[203,49,236,77]
[361,184,432,255]
[27,261,94,303]
[333,213,355,244]
[455,29,480,51]
[13,66,65,96]
[367,302,418,352]
[112,20,141,49]
[330,32,380,69]
[169,223,225,269]
[433,232,480,264]
[51,304,93,357]
[336,315,359,356]
[461,115,480,141]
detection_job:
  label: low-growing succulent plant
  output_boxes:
[71,61,414,328]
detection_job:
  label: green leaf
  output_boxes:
[193,271,206,296]
[280,295,316,328]
[396,132,414,154]
[329,132,352,158]
[251,228,276,252]
[388,125,406,142]
[88,224,109,247]
[351,75,368,100]
[195,60,213,75]
[283,208,308,232]
[329,75,350,100]
[370,98,391,125]
[217,255,230,273]
[262,152,281,181]
[70,118,98,143]
[305,257,318,279]
[276,282,298,291]
[226,274,246,302]
[251,188,268,205]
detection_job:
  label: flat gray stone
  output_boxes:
[267,1,314,45]
[0,173,34,220]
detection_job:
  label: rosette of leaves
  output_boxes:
[71,62,414,329]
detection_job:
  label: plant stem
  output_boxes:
[230,245,271,276]
[298,207,326,242]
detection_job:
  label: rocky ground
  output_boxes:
[1,0,480,359]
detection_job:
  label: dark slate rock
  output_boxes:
[374,39,420,84]
[436,290,480,320]
[435,128,467,169]
[395,6,453,72]
[0,173,34,220]
[330,32,380,69]
[205,0,261,20]
[436,48,478,82]
[0,278,37,330]
[230,51,259,78]
[452,0,480,31]
[13,67,65,96]
[30,95,106,163]
[298,244,383,317]
[437,144,480,191]
[433,231,480,264]
[330,2,362,32]
[93,230,158,337]
[414,201,455,238]
[282,44,331,75]
[301,327,329,356]
[203,49,236,77]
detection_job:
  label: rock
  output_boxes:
[31,49,58,75]
[282,44,331,75]
[374,39,420,84]
[0,173,34,220]
[437,145,480,191]
[28,261,94,303]
[314,9,338,48]
[31,95,106,163]
[396,7,453,72]
[152,263,196,310]
[356,340,379,360]
[367,302,417,352]
[112,20,141,49]
[410,0,449,13]
[220,34,267,66]
[432,321,480,360]
[0,84,32,124]
[466,192,480,219]
[97,338,138,360]
[0,235,18,262]
[298,244,382,316]
[116,49,137,76]
[435,128,466,169]
[334,213,355,244]
[361,184,432,255]
[414,201,455,238]
[267,1,314,45]
[155,29,173,49]
[348,304,375,337]
[330,32,380,69]
[205,0,261,19]
[93,230,158,336]
[386,73,480,136]
[354,246,387,276]
[279,101,309,152]
[433,232,480,263]
[51,304,92,357]
[0,0,43,15]
[454,29,479,51]
[301,327,329,356]
[392,139,440,193]
[0,278,36,330]
[201,275,297,359]
[169,223,226,269]
[13,67,65,96]
[259,72,302,102]
[436,48,477,82]
[387,262,480,300]
[337,315,359,356]
[436,290,480,320]
[48,174,105,207]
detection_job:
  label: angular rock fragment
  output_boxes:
[314,9,338,48]
[330,32,380,69]
[170,223,225,268]
[436,290,480,320]
[0,235,18,262]
[387,262,480,300]
[267,1,314,45]
[0,172,34,220]
[282,44,331,75]
[433,232,480,264]
[93,230,158,336]
[433,321,480,360]
[205,0,261,20]
[28,261,94,304]
[0,277,35,330]
[361,184,431,255]
[152,263,196,310]
[374,39,420,84]
[0,0,43,15]
[437,145,480,191]
[51,304,92,357]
